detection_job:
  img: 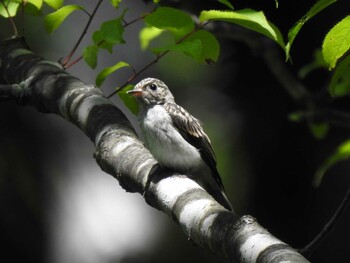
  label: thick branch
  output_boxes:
[0,38,309,263]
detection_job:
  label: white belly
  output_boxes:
[139,105,202,171]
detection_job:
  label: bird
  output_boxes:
[127,78,233,211]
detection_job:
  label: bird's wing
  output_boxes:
[164,102,224,189]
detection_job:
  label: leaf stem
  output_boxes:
[1,0,18,36]
[61,0,103,68]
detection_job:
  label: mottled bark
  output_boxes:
[0,38,309,263]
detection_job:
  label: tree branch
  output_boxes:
[0,38,309,263]
[300,186,350,258]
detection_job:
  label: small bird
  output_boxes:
[127,78,233,211]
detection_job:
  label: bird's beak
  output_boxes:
[127,88,143,97]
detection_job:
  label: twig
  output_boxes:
[1,0,18,36]
[300,186,350,258]
[123,12,150,28]
[106,50,169,98]
[62,0,103,68]
[64,12,151,69]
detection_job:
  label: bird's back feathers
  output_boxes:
[164,102,225,191]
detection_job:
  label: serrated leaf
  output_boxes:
[199,9,285,49]
[329,55,350,97]
[145,7,195,37]
[44,0,63,10]
[92,30,114,53]
[139,26,164,50]
[100,18,125,44]
[83,45,99,69]
[286,0,337,59]
[96,61,130,87]
[119,85,139,115]
[109,0,122,8]
[314,139,350,186]
[323,15,350,69]
[218,0,234,10]
[45,5,84,33]
[0,1,20,17]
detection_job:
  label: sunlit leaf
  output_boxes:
[109,0,122,8]
[119,85,139,115]
[45,5,84,33]
[44,0,63,9]
[314,139,350,186]
[217,0,234,10]
[0,1,20,17]
[83,45,99,69]
[286,0,337,59]
[323,15,350,69]
[96,61,130,87]
[139,26,164,50]
[199,9,285,49]
[145,7,195,37]
[329,55,350,97]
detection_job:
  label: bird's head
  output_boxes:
[127,78,174,106]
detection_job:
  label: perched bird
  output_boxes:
[127,78,233,211]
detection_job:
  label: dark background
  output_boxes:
[0,0,349,262]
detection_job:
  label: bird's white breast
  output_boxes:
[139,105,202,171]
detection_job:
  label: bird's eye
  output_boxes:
[149,83,157,91]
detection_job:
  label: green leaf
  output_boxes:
[119,85,139,115]
[83,45,99,69]
[139,26,164,50]
[308,122,329,139]
[45,5,84,33]
[184,29,220,63]
[153,0,160,3]
[329,55,350,97]
[145,7,195,37]
[314,139,350,186]
[92,30,114,53]
[217,0,234,10]
[0,1,20,17]
[286,0,337,59]
[323,15,350,69]
[199,9,285,49]
[153,40,202,61]
[109,0,122,8]
[44,0,63,10]
[20,0,43,15]
[100,18,125,44]
[152,29,220,63]
[96,61,130,87]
